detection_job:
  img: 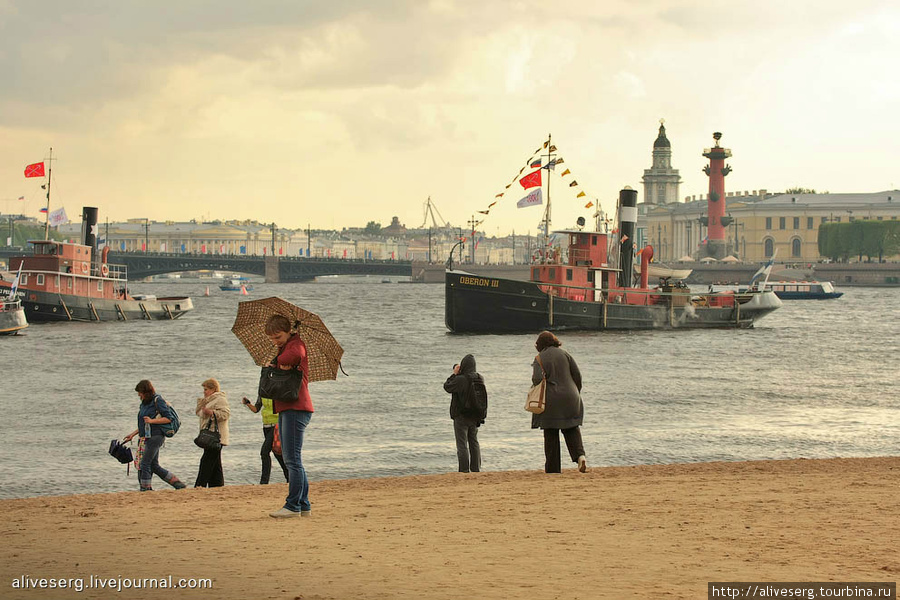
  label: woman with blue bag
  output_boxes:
[122,380,187,492]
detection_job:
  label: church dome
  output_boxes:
[654,123,671,149]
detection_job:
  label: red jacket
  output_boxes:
[272,335,314,414]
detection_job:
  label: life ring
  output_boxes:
[100,264,109,277]
[81,262,89,275]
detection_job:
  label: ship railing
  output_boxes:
[536,281,742,307]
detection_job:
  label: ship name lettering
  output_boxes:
[460,276,498,287]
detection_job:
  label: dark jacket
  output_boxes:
[531,346,583,429]
[443,354,485,424]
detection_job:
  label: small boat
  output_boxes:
[711,280,843,300]
[0,297,28,335]
[219,278,253,291]
[445,135,782,333]
[0,207,193,322]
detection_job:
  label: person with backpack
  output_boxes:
[443,354,487,473]
[194,378,231,488]
[530,331,588,474]
[122,380,187,491]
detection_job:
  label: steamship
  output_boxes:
[445,134,782,333]
[0,207,194,322]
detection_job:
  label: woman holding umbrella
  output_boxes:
[265,314,314,518]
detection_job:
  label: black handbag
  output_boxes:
[194,415,222,450]
[258,366,303,401]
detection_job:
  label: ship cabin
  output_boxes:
[9,240,127,300]
[529,230,613,303]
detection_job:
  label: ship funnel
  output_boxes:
[81,207,98,261]
[617,188,638,288]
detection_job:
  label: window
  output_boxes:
[793,217,800,229]
[20,274,28,285]
[97,281,103,292]
[548,268,555,280]
[834,217,841,223]
[591,236,597,246]
[821,217,828,224]
[532,268,540,280]
[566,268,573,281]
[791,239,802,258]
[587,271,595,283]
[765,217,772,230]
[807,217,814,229]
[67,278,72,289]
[764,239,774,257]
[779,217,786,230]
[37,274,44,285]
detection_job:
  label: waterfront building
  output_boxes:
[641,121,682,207]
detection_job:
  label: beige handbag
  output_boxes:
[525,354,547,414]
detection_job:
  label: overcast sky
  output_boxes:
[1,0,897,236]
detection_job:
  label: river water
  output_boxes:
[1,280,897,499]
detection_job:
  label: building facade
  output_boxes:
[641,121,682,207]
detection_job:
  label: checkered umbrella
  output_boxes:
[231,296,344,382]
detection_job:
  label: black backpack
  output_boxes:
[465,377,488,422]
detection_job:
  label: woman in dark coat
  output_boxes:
[531,331,587,473]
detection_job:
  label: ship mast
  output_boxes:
[43,147,53,240]
[539,134,555,261]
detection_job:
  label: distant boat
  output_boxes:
[220,278,253,291]
[711,280,843,300]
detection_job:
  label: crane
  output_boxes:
[420,196,451,230]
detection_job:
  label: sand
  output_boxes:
[2,457,899,599]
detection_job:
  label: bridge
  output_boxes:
[0,248,412,282]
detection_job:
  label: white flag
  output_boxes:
[48,207,69,227]
[517,188,543,209]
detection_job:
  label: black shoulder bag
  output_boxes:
[194,414,222,450]
[258,350,303,401]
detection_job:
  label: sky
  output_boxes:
[1,0,898,237]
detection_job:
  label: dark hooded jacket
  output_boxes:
[443,354,485,424]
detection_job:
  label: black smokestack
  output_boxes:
[81,207,98,259]
[617,188,638,288]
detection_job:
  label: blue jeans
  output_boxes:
[139,434,174,490]
[279,410,312,512]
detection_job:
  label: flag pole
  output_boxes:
[544,134,551,258]
[43,147,53,240]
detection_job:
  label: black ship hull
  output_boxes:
[19,289,193,323]
[445,271,781,333]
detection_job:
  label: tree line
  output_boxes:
[817,221,900,262]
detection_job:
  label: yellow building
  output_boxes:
[642,190,900,262]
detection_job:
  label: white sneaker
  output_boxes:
[577,455,588,473]
[269,507,301,518]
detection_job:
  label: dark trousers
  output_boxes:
[260,426,288,484]
[543,427,584,473]
[453,417,481,473]
[195,446,224,487]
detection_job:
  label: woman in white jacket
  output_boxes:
[194,378,230,487]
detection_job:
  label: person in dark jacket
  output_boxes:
[531,331,587,474]
[122,380,187,491]
[443,354,484,473]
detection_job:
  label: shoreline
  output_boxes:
[3,456,899,599]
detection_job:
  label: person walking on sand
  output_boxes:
[123,380,187,491]
[194,378,230,488]
[265,314,315,518]
[530,331,588,474]
[242,395,289,484]
[443,354,486,473]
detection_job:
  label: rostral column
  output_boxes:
[701,132,733,259]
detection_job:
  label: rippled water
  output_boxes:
[1,280,897,499]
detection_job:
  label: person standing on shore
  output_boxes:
[443,354,485,473]
[530,332,588,474]
[194,378,230,488]
[123,380,187,491]
[266,314,315,518]
[242,395,289,484]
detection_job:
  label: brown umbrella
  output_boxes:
[231,296,344,382]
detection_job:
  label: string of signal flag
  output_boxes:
[470,139,597,233]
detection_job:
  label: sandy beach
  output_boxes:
[2,457,899,599]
